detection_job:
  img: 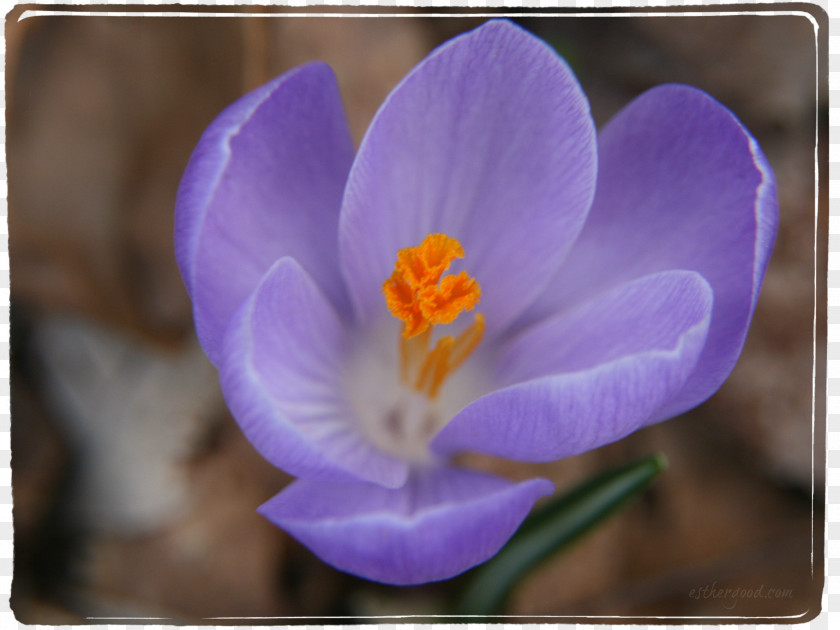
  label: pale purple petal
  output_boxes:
[498,270,714,383]
[339,19,597,335]
[520,85,777,420]
[220,258,408,488]
[259,466,553,584]
[175,62,354,365]
[432,271,713,461]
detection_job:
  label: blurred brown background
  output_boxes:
[7,7,826,623]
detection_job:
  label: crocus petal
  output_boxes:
[339,19,597,335]
[220,258,408,488]
[432,271,713,461]
[175,62,354,365]
[259,467,553,585]
[520,84,777,420]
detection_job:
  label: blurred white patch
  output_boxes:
[342,316,489,462]
[35,316,222,535]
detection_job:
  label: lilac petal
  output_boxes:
[498,270,714,384]
[520,84,778,421]
[432,271,713,461]
[175,62,354,366]
[339,19,597,335]
[220,257,408,488]
[259,466,553,585]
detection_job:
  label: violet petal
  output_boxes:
[259,466,553,585]
[220,258,408,488]
[175,62,354,365]
[432,271,713,461]
[519,84,778,420]
[339,19,597,335]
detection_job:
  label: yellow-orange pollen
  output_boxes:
[382,233,484,400]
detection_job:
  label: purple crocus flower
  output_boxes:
[175,19,777,585]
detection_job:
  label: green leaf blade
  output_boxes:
[455,452,668,616]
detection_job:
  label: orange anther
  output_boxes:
[383,233,485,399]
[383,270,428,337]
[418,271,481,326]
[382,234,481,338]
[395,233,464,288]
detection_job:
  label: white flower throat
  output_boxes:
[345,233,486,461]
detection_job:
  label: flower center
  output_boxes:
[382,233,485,400]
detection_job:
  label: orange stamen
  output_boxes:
[448,313,485,373]
[396,233,464,288]
[383,270,428,337]
[400,327,431,384]
[427,337,455,400]
[418,272,481,326]
[415,336,453,394]
[383,233,484,399]
[382,234,481,338]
